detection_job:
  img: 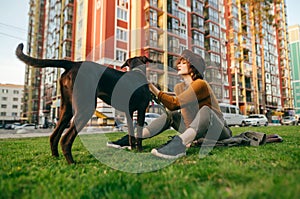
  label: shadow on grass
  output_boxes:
[79,133,175,173]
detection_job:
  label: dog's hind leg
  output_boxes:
[60,100,95,164]
[50,103,73,157]
[60,110,93,164]
[60,122,78,164]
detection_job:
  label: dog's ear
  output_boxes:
[142,56,154,63]
[121,59,130,68]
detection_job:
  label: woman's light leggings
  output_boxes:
[143,105,232,142]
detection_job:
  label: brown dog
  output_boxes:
[16,43,152,164]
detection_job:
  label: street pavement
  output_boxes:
[0,126,117,139]
[0,123,284,139]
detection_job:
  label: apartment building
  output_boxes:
[40,0,75,124]
[0,84,24,124]
[73,0,225,120]
[24,0,293,123]
[223,0,293,115]
[275,0,294,112]
[23,0,46,124]
[288,24,300,115]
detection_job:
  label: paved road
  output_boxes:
[0,123,286,139]
[0,126,118,139]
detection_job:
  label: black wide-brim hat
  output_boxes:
[179,49,206,76]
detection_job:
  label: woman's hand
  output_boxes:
[148,83,160,97]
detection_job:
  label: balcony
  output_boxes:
[167,16,180,35]
[205,41,220,54]
[191,14,205,32]
[168,36,180,54]
[207,0,218,10]
[167,0,179,18]
[191,1,204,16]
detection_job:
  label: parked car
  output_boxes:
[11,123,21,129]
[15,123,36,130]
[144,113,160,126]
[281,116,298,125]
[0,124,4,129]
[133,112,161,126]
[219,103,247,126]
[245,114,268,126]
[4,124,14,129]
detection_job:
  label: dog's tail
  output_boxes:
[16,43,75,70]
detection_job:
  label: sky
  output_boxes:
[0,0,299,85]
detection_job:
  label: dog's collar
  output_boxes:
[132,67,146,76]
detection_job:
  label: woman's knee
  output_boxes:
[199,105,211,115]
[144,112,170,137]
[189,106,211,132]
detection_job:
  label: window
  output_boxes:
[63,7,73,23]
[148,50,163,63]
[2,97,7,101]
[116,50,127,62]
[1,112,6,116]
[146,29,158,48]
[2,89,8,94]
[179,0,186,5]
[62,41,72,58]
[168,17,179,35]
[12,112,18,117]
[211,53,221,65]
[210,23,219,38]
[230,107,236,114]
[193,47,205,58]
[13,98,18,102]
[192,0,203,15]
[208,0,218,9]
[1,104,7,108]
[12,105,18,109]
[192,31,204,47]
[148,9,158,27]
[13,90,19,94]
[116,28,128,42]
[178,11,187,38]
[117,7,128,21]
[208,8,219,23]
[63,23,72,41]
[192,14,204,30]
[168,37,180,54]
[210,38,220,53]
[149,0,158,7]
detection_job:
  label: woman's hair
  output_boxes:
[176,57,204,80]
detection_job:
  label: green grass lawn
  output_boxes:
[0,126,299,199]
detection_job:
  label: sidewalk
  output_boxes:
[0,129,52,139]
[0,126,118,139]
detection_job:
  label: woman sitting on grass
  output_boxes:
[108,50,232,159]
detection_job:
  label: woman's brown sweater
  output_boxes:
[157,79,222,127]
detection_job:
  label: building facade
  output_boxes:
[23,0,46,124]
[24,0,294,123]
[41,0,75,124]
[288,24,300,115]
[0,84,24,125]
[275,0,294,113]
[79,0,293,116]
